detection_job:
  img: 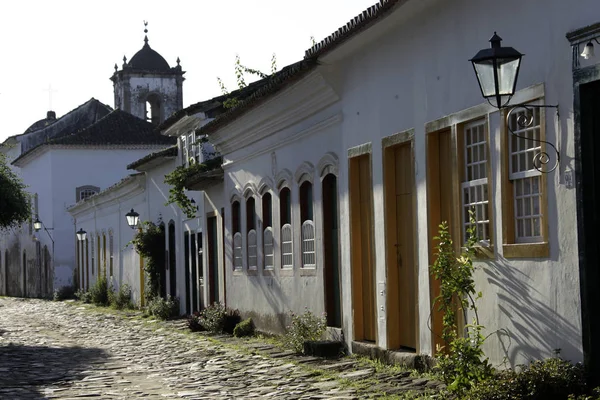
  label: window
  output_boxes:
[262,193,273,269]
[109,231,114,278]
[279,187,293,268]
[145,93,162,125]
[246,197,257,270]
[461,120,491,244]
[502,105,548,257]
[300,181,315,268]
[76,186,100,202]
[231,200,242,270]
[181,132,200,167]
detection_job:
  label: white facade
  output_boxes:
[189,0,600,369]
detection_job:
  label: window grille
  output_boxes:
[509,107,543,243]
[247,229,257,270]
[281,223,293,268]
[233,232,243,270]
[263,227,274,269]
[301,220,316,268]
[461,120,490,243]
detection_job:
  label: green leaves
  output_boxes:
[430,214,492,395]
[0,150,31,229]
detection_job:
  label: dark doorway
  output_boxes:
[191,233,198,312]
[168,222,177,298]
[322,174,342,328]
[207,216,219,305]
[22,250,27,298]
[197,232,204,309]
[159,223,167,299]
[578,79,600,385]
[184,231,191,315]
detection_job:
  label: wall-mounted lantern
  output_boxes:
[125,208,140,229]
[470,32,559,173]
[76,228,87,242]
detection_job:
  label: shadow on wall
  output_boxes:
[484,260,581,368]
[245,273,289,334]
[0,343,108,398]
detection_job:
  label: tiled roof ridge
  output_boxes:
[69,172,145,209]
[127,145,178,170]
[304,0,401,59]
[195,59,317,136]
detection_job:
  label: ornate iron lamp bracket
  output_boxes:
[505,104,560,173]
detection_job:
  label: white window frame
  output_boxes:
[461,119,490,245]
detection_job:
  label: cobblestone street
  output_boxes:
[0,298,442,399]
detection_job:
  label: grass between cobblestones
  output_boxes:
[65,300,442,399]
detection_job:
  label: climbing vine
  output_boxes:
[129,221,165,300]
[430,211,492,395]
[216,53,277,109]
[163,155,222,219]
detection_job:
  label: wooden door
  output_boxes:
[427,129,455,353]
[350,154,376,342]
[385,143,417,350]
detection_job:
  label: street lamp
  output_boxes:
[33,217,43,231]
[125,208,140,229]
[469,32,523,109]
[76,228,87,242]
[469,33,560,174]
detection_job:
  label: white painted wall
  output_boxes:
[322,0,593,366]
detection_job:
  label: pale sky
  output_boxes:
[0,0,376,141]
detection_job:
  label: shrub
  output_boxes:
[233,318,255,337]
[53,285,76,301]
[75,288,92,303]
[187,311,205,332]
[283,308,327,354]
[147,295,179,320]
[198,302,227,333]
[224,309,242,334]
[89,275,109,306]
[110,284,134,310]
[467,358,588,400]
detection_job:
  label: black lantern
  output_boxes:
[33,217,42,231]
[76,228,87,241]
[470,32,523,109]
[125,208,140,229]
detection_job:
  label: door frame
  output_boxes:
[348,143,377,343]
[573,63,600,385]
[382,129,419,351]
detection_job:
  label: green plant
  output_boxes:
[187,311,205,332]
[53,285,75,301]
[163,156,222,219]
[0,148,31,229]
[198,302,228,333]
[75,288,92,303]
[147,295,179,320]
[430,212,492,395]
[467,358,589,400]
[110,283,134,310]
[283,308,327,354]
[128,222,165,301]
[233,318,255,337]
[89,274,109,306]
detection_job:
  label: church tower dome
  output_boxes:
[110,22,184,125]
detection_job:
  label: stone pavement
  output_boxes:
[0,298,444,399]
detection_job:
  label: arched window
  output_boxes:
[300,181,315,268]
[279,187,293,269]
[246,197,257,270]
[231,200,242,270]
[262,192,273,269]
[146,93,162,125]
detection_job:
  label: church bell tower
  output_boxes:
[110,22,184,125]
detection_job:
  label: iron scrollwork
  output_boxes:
[506,104,560,174]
